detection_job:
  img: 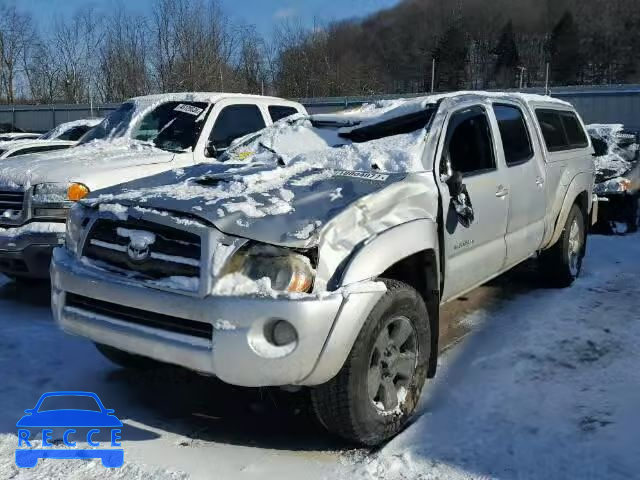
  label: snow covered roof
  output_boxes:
[128,92,302,105]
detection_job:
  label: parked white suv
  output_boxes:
[0,93,305,278]
[51,91,595,445]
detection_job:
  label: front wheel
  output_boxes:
[539,204,586,287]
[310,279,430,445]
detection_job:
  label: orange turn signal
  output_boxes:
[67,183,90,201]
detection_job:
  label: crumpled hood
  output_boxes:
[0,141,174,190]
[88,162,411,247]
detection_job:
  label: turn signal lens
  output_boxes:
[619,178,631,191]
[67,183,90,201]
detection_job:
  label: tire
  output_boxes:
[539,204,586,287]
[310,279,430,446]
[94,343,161,370]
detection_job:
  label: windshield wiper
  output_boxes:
[259,141,286,166]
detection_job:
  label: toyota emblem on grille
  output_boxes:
[116,228,156,263]
[127,241,150,262]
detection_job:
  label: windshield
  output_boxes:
[37,395,101,412]
[78,102,136,145]
[224,105,437,173]
[136,101,210,152]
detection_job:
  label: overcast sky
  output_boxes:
[25,0,401,37]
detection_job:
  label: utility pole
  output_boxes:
[545,62,550,95]
[431,58,436,93]
[517,66,527,89]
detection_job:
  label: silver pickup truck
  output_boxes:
[51,91,596,445]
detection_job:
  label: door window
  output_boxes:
[493,105,534,166]
[210,104,266,150]
[268,105,299,122]
[445,107,496,176]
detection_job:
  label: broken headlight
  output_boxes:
[221,245,315,293]
[65,203,87,255]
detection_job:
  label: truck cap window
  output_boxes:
[210,104,266,150]
[493,104,534,166]
[445,107,496,175]
[536,109,588,152]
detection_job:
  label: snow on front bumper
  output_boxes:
[51,247,385,387]
[0,221,66,277]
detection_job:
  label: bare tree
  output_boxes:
[0,4,33,102]
[97,6,150,101]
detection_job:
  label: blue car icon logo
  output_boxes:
[16,391,124,468]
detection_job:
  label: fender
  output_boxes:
[543,172,593,249]
[340,218,440,285]
[303,219,440,385]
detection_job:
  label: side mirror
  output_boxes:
[205,142,218,158]
[446,170,464,198]
[446,170,475,228]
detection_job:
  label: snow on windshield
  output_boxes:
[225,99,435,173]
[39,118,101,141]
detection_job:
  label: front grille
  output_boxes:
[0,190,24,220]
[66,293,213,339]
[83,218,201,280]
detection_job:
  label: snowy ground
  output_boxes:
[0,233,638,480]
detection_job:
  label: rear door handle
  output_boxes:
[495,185,509,198]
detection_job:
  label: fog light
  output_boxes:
[269,320,297,346]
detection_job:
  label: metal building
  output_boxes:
[1,85,639,132]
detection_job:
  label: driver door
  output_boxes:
[438,105,509,301]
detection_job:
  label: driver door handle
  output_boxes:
[495,185,509,198]
[536,176,544,187]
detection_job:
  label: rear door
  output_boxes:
[438,104,509,301]
[491,103,546,266]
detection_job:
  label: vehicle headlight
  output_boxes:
[33,182,90,204]
[220,245,314,293]
[65,203,86,255]
[595,177,631,194]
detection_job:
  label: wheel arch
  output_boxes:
[334,219,441,379]
[544,172,593,249]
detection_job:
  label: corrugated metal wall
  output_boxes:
[1,85,639,132]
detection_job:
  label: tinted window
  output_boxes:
[536,110,567,151]
[560,112,588,148]
[57,125,92,141]
[445,107,496,175]
[268,105,299,122]
[493,105,534,166]
[210,104,266,150]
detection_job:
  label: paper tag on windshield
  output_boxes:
[174,104,204,116]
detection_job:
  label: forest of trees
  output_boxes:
[1,0,639,104]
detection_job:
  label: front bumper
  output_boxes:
[0,223,65,278]
[51,248,385,387]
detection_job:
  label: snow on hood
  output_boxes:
[89,161,408,247]
[588,124,640,187]
[0,140,173,190]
